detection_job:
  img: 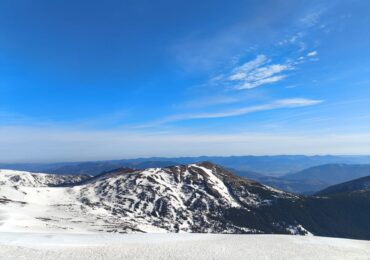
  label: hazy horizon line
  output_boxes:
[1,154,370,165]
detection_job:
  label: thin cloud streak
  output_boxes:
[159,98,323,123]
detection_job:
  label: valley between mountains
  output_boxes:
[0,162,369,239]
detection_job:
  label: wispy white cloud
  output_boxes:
[307,51,318,57]
[159,98,322,123]
[229,54,268,79]
[221,47,320,90]
[214,54,293,90]
[238,74,287,90]
[300,8,325,27]
[277,32,305,47]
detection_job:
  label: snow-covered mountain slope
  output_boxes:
[0,163,303,234]
[76,163,298,233]
[0,169,90,187]
[1,233,370,260]
[1,163,369,239]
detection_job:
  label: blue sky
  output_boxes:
[0,0,370,162]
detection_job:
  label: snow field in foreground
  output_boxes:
[0,233,369,260]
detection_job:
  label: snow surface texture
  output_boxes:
[0,164,304,234]
[0,233,369,260]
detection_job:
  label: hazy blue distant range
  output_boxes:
[235,164,370,194]
[2,155,370,176]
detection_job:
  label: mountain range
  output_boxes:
[1,162,369,239]
[2,155,370,176]
[284,164,370,184]
[224,164,370,195]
